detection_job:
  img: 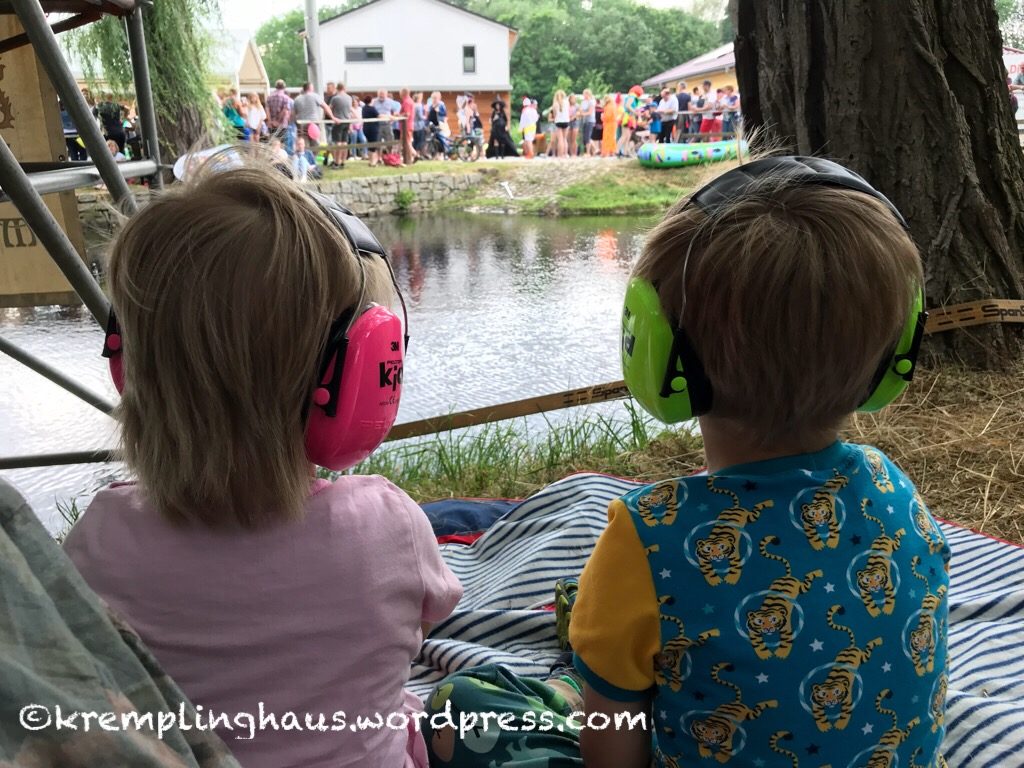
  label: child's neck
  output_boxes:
[698,416,838,474]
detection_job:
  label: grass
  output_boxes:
[334,362,1024,545]
[56,364,1024,546]
[55,497,83,544]
[556,167,700,215]
[324,401,704,502]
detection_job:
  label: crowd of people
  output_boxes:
[212,76,742,174]
[221,79,526,173]
[518,79,742,159]
[59,90,144,165]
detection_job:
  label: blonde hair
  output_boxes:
[553,90,567,111]
[108,158,394,527]
[634,174,923,443]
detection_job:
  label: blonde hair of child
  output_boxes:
[633,174,923,443]
[107,160,395,527]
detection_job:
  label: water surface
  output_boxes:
[1,213,650,532]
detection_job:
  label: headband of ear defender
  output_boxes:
[103,191,408,472]
[621,155,928,424]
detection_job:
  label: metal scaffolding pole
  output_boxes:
[11,0,137,210]
[125,4,162,188]
[0,335,115,415]
[0,450,118,471]
[0,135,111,326]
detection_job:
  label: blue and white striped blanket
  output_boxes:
[411,473,1024,767]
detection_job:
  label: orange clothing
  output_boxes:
[601,104,618,156]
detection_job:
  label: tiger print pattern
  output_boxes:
[637,481,680,527]
[912,490,946,556]
[768,731,800,767]
[864,448,895,493]
[655,615,720,692]
[746,536,823,660]
[908,557,947,676]
[930,674,947,734]
[856,500,906,617]
[863,689,920,767]
[810,605,883,732]
[696,479,774,586]
[910,748,949,768]
[689,663,778,763]
[617,444,948,767]
[799,470,850,550]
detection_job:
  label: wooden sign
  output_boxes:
[0,15,87,308]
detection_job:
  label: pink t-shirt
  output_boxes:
[63,476,462,768]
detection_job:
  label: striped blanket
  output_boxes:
[410,473,1024,767]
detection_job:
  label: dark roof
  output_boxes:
[319,0,517,33]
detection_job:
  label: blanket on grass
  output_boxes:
[413,473,1024,768]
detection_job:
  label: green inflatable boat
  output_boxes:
[637,139,748,167]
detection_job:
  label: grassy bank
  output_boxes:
[316,155,737,216]
[56,364,1022,545]
[335,364,1023,544]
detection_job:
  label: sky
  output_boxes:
[219,0,696,36]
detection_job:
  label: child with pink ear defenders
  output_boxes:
[64,160,461,768]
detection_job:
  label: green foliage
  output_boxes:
[256,0,717,112]
[998,0,1024,48]
[394,188,417,213]
[68,0,222,156]
[322,401,703,502]
[256,3,351,84]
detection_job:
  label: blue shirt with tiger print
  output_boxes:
[571,441,951,768]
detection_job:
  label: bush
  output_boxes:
[394,189,416,214]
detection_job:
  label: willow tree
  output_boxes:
[68,0,221,158]
[733,0,1024,365]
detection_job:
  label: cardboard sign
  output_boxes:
[0,15,88,308]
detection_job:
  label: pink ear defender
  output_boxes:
[102,311,125,394]
[101,192,409,472]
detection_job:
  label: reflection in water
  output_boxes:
[1,213,646,532]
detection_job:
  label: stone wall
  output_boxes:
[76,170,490,236]
[309,170,489,216]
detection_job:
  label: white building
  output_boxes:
[318,0,517,134]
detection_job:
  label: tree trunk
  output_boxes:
[733,0,1024,366]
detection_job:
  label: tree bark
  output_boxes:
[733,0,1024,366]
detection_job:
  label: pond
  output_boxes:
[0,212,651,534]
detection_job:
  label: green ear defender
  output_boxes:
[621,156,928,424]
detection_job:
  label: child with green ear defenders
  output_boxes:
[570,157,950,768]
[421,157,950,768]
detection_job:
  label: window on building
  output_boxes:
[463,45,476,74]
[345,46,384,62]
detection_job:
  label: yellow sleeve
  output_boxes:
[570,499,660,701]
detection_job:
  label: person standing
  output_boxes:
[600,94,618,157]
[551,90,570,158]
[361,94,381,167]
[722,85,741,136]
[266,80,295,155]
[579,89,597,156]
[689,86,704,139]
[246,93,266,143]
[60,101,87,161]
[567,94,580,157]
[400,87,416,162]
[293,82,337,148]
[427,92,447,131]
[617,85,643,156]
[674,81,691,141]
[519,97,538,158]
[656,87,677,143]
[412,93,427,156]
[329,82,353,167]
[372,90,395,147]
[95,93,125,151]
